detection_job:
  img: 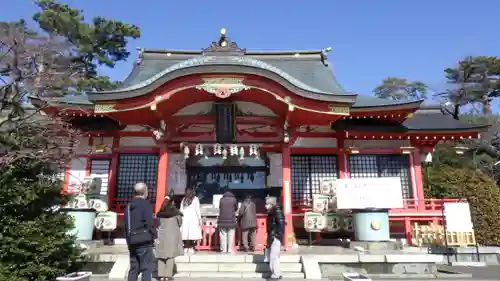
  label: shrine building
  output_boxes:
[32,29,488,249]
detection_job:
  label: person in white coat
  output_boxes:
[180,187,202,254]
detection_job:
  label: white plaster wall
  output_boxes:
[292,137,338,148]
[345,139,410,148]
[75,136,114,154]
[167,153,187,195]
[235,101,277,116]
[67,157,86,194]
[75,136,90,154]
[119,137,156,147]
[268,153,283,187]
[90,159,111,196]
[173,102,213,116]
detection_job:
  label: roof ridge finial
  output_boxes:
[202,27,245,55]
[136,47,144,65]
[320,47,332,67]
[219,28,227,47]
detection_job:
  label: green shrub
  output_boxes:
[425,166,500,245]
[0,157,84,281]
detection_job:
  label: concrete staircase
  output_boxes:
[173,253,304,278]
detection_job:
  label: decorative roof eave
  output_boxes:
[87,56,357,104]
[346,126,489,134]
[345,133,482,141]
[350,100,424,112]
[28,95,94,108]
[28,96,97,118]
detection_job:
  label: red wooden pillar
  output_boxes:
[85,137,93,176]
[107,137,120,210]
[155,144,168,213]
[409,150,425,205]
[281,144,294,248]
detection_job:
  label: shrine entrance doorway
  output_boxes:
[186,155,270,251]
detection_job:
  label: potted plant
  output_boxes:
[61,177,102,241]
[56,271,92,281]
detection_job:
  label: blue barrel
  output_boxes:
[352,209,390,241]
[65,209,96,241]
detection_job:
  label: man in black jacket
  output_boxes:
[124,182,157,281]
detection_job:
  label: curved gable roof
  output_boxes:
[88,53,357,103]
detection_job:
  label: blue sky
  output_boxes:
[3,0,500,101]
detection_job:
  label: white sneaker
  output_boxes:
[189,248,195,254]
[183,248,188,255]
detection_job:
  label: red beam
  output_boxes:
[235,116,282,126]
[169,115,214,125]
[294,132,338,138]
[169,115,282,126]
[84,131,153,137]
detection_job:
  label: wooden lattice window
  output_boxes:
[114,154,159,206]
[348,155,413,199]
[290,155,338,205]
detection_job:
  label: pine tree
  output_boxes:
[0,1,140,279]
[0,157,83,281]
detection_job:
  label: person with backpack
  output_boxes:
[124,183,157,281]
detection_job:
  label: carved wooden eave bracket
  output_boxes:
[202,28,246,56]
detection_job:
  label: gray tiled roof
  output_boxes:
[118,51,347,96]
[88,49,423,109]
[352,95,423,108]
[333,106,489,132]
[404,106,489,131]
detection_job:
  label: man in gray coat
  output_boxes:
[238,194,257,252]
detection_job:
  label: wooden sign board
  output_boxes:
[313,194,331,213]
[336,177,404,209]
[443,202,474,233]
[304,212,325,232]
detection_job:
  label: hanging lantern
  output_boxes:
[213,143,222,155]
[222,147,228,160]
[183,145,190,159]
[230,144,239,156]
[249,144,260,159]
[249,144,258,156]
[239,147,245,161]
[195,144,204,156]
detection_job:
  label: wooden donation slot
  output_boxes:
[412,223,476,247]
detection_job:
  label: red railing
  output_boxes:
[196,217,269,251]
[292,198,463,215]
[388,198,462,215]
[197,224,219,251]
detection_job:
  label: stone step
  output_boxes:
[88,251,301,263]
[176,262,302,273]
[177,254,301,264]
[174,271,305,278]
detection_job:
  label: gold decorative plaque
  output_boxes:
[94,103,116,113]
[195,77,250,98]
[328,105,350,115]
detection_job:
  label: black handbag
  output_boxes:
[127,205,152,246]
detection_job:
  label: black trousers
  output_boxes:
[128,246,154,281]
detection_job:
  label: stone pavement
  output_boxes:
[89,277,492,281]
[438,264,500,280]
